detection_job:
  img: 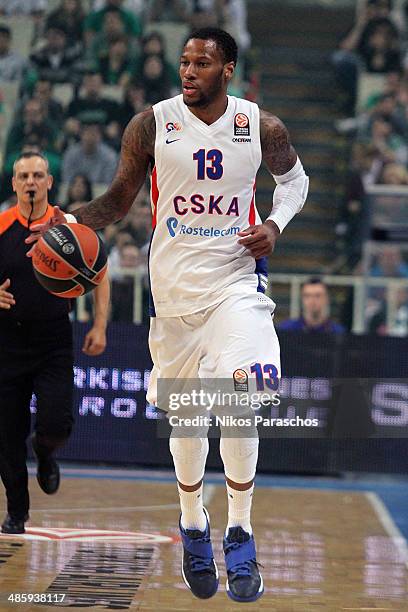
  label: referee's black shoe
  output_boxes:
[1,513,29,534]
[31,434,60,495]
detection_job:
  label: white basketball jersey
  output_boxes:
[149,94,267,318]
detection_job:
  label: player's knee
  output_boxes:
[169,436,209,486]
[170,436,209,462]
[220,436,259,483]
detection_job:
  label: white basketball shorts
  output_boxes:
[147,291,281,409]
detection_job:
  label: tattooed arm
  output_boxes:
[25,109,156,251]
[237,110,308,258]
[260,109,309,234]
[259,109,297,175]
[74,109,155,229]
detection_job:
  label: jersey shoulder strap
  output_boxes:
[153,94,184,137]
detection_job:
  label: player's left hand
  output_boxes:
[25,206,67,256]
[237,220,280,258]
[82,326,107,356]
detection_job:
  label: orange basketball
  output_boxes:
[32,223,107,298]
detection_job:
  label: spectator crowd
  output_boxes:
[0,0,254,323]
[332,0,408,335]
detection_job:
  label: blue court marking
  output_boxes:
[28,466,408,542]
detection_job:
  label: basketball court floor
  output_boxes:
[0,467,407,611]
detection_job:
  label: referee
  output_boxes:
[0,152,110,534]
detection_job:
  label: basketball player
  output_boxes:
[27,29,308,601]
[0,152,110,535]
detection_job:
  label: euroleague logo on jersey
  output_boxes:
[233,113,251,142]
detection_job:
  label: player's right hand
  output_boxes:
[25,206,67,257]
[0,278,15,310]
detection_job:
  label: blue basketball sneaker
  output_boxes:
[223,526,264,602]
[179,507,219,599]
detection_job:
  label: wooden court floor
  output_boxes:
[0,471,407,611]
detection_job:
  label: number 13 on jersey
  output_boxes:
[193,149,224,180]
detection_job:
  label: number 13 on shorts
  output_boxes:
[250,363,279,391]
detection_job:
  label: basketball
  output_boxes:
[32,223,107,298]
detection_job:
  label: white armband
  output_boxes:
[64,213,78,223]
[267,157,309,233]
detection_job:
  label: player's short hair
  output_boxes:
[301,277,327,291]
[13,151,50,176]
[185,27,238,65]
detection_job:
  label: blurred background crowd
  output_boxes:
[0,0,408,336]
[332,0,408,335]
[0,0,255,325]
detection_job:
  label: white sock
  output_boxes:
[179,482,207,531]
[226,482,254,535]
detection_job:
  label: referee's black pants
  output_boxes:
[0,317,74,519]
